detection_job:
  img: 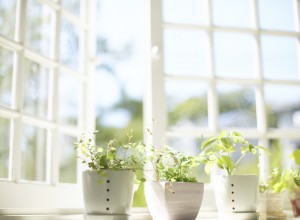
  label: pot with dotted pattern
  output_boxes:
[82,170,134,214]
[214,175,259,213]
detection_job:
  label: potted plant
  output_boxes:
[259,168,288,218]
[288,149,300,217]
[74,130,147,215]
[144,145,204,220]
[200,131,269,218]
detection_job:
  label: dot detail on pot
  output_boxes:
[107,198,109,202]
[107,180,110,183]
[106,207,109,211]
[107,189,110,192]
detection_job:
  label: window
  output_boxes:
[0,0,92,209]
[145,0,300,208]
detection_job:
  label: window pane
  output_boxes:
[23,60,51,119]
[163,0,207,25]
[261,36,299,80]
[58,134,77,184]
[61,0,80,17]
[0,47,14,108]
[164,30,209,76]
[212,0,252,28]
[59,73,80,126]
[21,125,48,182]
[166,81,208,129]
[214,32,255,78]
[60,18,80,70]
[167,137,209,183]
[0,0,17,38]
[0,117,11,179]
[265,85,300,128]
[218,85,256,128]
[269,138,300,171]
[259,0,296,31]
[26,0,53,57]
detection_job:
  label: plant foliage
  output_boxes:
[200,131,269,175]
[74,130,147,183]
[149,145,201,183]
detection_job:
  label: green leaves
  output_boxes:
[74,130,148,188]
[200,131,269,175]
[291,149,300,166]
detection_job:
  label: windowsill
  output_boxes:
[0,210,297,220]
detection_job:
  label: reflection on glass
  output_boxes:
[265,85,300,128]
[59,134,77,183]
[21,124,47,182]
[0,47,14,108]
[269,139,300,171]
[214,32,255,78]
[0,0,17,38]
[0,117,11,179]
[218,85,256,128]
[26,0,53,57]
[259,0,296,31]
[261,36,299,80]
[164,30,209,76]
[59,73,80,126]
[166,81,208,129]
[163,0,207,25]
[61,0,80,17]
[24,60,51,119]
[167,137,209,183]
[212,0,252,28]
[60,18,79,70]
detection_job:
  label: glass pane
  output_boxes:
[261,36,299,80]
[212,0,252,28]
[164,30,209,76]
[269,138,300,171]
[166,81,208,129]
[0,117,11,179]
[59,134,77,183]
[214,32,255,78]
[21,125,47,182]
[23,60,51,119]
[163,0,207,25]
[265,85,300,128]
[167,137,209,183]
[26,0,53,57]
[61,0,80,17]
[0,0,17,38]
[59,73,80,126]
[259,0,296,31]
[218,85,256,127]
[60,18,80,70]
[0,47,14,107]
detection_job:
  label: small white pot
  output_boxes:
[82,170,134,214]
[145,182,204,220]
[214,175,259,213]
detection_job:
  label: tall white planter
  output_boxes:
[214,175,259,219]
[82,170,134,214]
[145,182,204,220]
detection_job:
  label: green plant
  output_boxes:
[200,131,269,175]
[74,130,147,185]
[149,145,201,183]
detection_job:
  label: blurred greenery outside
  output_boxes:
[1,0,300,208]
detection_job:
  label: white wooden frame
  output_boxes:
[0,0,96,212]
[144,0,300,210]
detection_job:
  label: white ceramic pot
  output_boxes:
[214,175,259,213]
[145,182,204,220]
[82,170,134,214]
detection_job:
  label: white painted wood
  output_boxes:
[213,175,259,213]
[82,170,135,215]
[145,182,204,220]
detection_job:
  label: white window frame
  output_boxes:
[144,0,300,211]
[0,0,96,212]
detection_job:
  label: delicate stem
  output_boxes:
[235,153,246,168]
